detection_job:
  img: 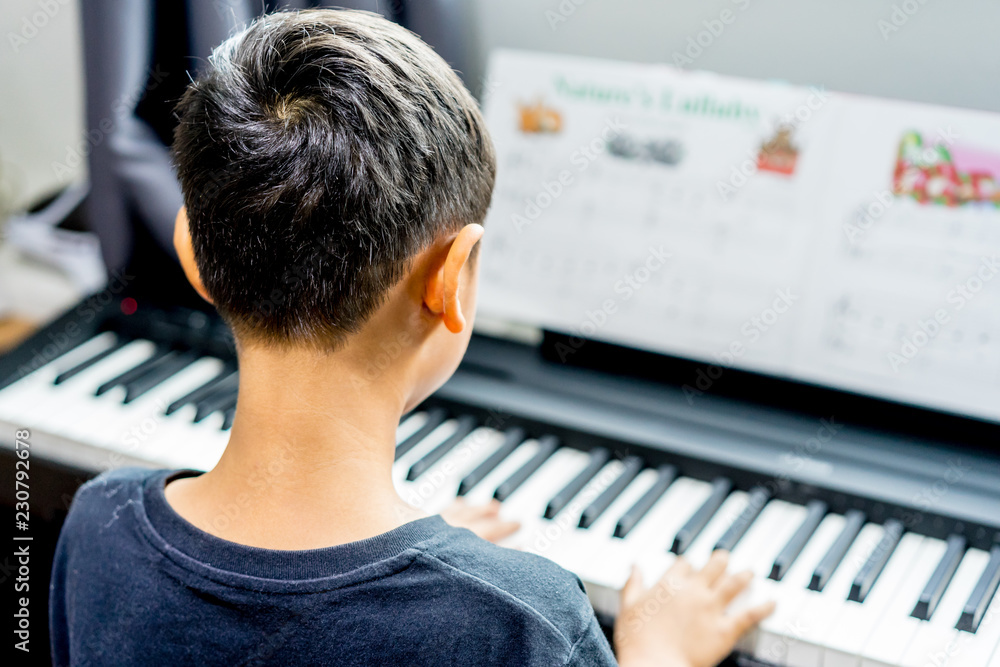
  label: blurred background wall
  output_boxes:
[2,0,999,223]
[0,0,84,214]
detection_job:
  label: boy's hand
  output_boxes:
[440,498,520,543]
[614,551,775,667]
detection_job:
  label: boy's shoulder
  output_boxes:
[409,521,601,653]
[419,523,587,606]
[70,466,154,508]
[60,467,157,537]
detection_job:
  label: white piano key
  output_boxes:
[109,395,228,472]
[859,536,949,667]
[606,488,748,618]
[395,412,429,444]
[62,356,216,439]
[728,500,808,653]
[683,490,751,569]
[459,439,540,507]
[899,547,991,667]
[498,447,592,549]
[753,513,846,664]
[732,500,808,575]
[20,340,158,429]
[626,477,716,585]
[121,403,203,468]
[86,358,227,455]
[405,427,506,514]
[821,532,926,667]
[0,332,119,419]
[785,522,885,667]
[180,411,230,471]
[524,459,624,570]
[559,467,663,615]
[391,419,461,490]
[947,584,1000,666]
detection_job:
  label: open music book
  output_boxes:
[478,50,1000,424]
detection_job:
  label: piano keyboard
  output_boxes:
[2,324,1000,667]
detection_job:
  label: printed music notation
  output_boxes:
[477,50,1000,422]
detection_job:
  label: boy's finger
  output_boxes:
[665,555,693,580]
[481,501,502,517]
[699,549,729,586]
[716,569,753,604]
[621,565,644,608]
[729,600,776,638]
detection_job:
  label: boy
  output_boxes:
[50,9,773,666]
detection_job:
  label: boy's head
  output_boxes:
[171,9,495,401]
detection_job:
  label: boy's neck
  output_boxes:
[164,343,425,550]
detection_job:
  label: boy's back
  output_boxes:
[51,468,611,666]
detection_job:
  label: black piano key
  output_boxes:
[53,338,126,385]
[848,519,904,603]
[579,456,643,529]
[770,500,827,582]
[809,509,866,592]
[221,405,236,431]
[95,347,171,397]
[190,373,239,421]
[912,534,967,621]
[457,427,525,496]
[671,477,733,555]
[714,486,770,553]
[394,408,447,461]
[165,368,236,415]
[493,436,558,503]
[614,465,677,539]
[957,545,1000,633]
[544,447,610,519]
[406,415,478,481]
[194,385,239,423]
[122,352,198,404]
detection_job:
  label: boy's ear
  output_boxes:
[173,207,214,304]
[422,223,484,334]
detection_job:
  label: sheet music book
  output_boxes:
[477,50,1000,424]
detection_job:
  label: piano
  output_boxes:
[2,294,999,667]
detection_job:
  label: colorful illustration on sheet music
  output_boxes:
[517,99,564,134]
[756,124,799,176]
[892,131,1000,207]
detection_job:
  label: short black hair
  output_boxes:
[173,9,495,348]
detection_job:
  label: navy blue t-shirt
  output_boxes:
[49,468,616,666]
